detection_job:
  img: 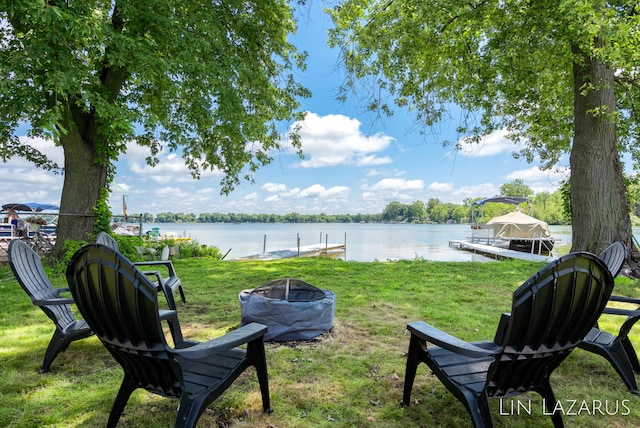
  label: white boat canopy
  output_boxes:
[486,211,552,239]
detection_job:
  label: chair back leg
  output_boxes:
[248,338,273,413]
[175,394,205,428]
[467,393,493,428]
[107,377,138,428]
[40,328,67,373]
[622,338,640,372]
[538,380,564,428]
[401,334,423,406]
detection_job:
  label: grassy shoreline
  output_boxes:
[2,257,640,427]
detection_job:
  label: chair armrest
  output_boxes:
[174,322,268,359]
[598,307,640,338]
[609,295,640,305]
[159,309,178,321]
[134,260,177,276]
[55,287,70,294]
[158,309,197,347]
[613,308,640,337]
[33,297,75,306]
[142,270,165,287]
[407,321,500,358]
[604,307,639,316]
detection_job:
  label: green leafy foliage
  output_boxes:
[0,1,310,248]
[328,1,639,166]
[172,240,222,259]
[500,179,533,199]
[60,239,89,268]
[112,235,222,261]
[92,188,113,237]
[328,0,640,254]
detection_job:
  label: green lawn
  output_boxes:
[1,257,640,427]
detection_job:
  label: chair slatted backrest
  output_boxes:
[9,239,76,328]
[67,244,181,396]
[489,252,613,395]
[96,231,119,249]
[599,241,627,277]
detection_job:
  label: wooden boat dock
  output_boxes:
[449,240,556,263]
[233,243,346,261]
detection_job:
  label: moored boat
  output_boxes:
[469,196,556,256]
[111,223,141,236]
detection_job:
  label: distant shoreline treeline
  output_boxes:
[113,191,572,225]
[117,212,386,224]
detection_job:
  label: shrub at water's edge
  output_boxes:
[54,235,222,273]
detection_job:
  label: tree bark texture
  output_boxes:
[51,110,108,257]
[570,41,636,265]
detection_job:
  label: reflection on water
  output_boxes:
[148,223,575,262]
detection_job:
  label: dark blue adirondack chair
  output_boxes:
[401,252,614,427]
[66,244,272,427]
[8,239,93,372]
[579,241,640,393]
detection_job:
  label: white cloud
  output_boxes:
[261,182,287,193]
[0,136,64,205]
[301,184,348,200]
[451,183,500,201]
[362,192,376,200]
[291,113,394,168]
[122,143,223,184]
[299,184,328,198]
[503,166,569,195]
[357,178,424,205]
[427,182,454,192]
[458,129,523,158]
[321,186,350,199]
[155,186,190,198]
[503,166,568,182]
[20,136,65,165]
[423,182,500,204]
[369,178,424,192]
[243,192,259,201]
[355,154,393,166]
[266,184,350,202]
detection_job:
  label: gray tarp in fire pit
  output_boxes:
[239,278,336,342]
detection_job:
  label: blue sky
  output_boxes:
[2,4,568,216]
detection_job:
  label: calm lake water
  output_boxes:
[145,222,575,262]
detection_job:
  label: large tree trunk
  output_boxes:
[50,112,108,258]
[570,41,638,274]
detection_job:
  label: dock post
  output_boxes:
[297,233,300,258]
[263,235,266,253]
[344,232,347,261]
[325,234,328,258]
